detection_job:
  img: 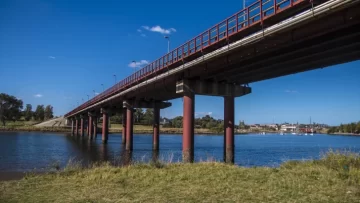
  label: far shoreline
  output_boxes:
[1,126,359,137]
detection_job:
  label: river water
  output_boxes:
[0,132,359,172]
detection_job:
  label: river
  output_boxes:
[0,132,359,172]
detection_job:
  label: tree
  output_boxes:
[0,93,23,126]
[24,104,32,121]
[134,108,143,124]
[34,105,45,121]
[142,109,154,125]
[44,105,54,120]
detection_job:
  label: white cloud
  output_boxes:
[128,60,149,68]
[195,112,213,117]
[137,29,142,33]
[48,56,56,59]
[95,92,99,95]
[34,94,43,98]
[285,90,298,93]
[140,34,147,37]
[141,25,176,35]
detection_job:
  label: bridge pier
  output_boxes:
[125,106,134,151]
[88,112,93,140]
[80,115,85,137]
[224,96,235,163]
[176,79,251,163]
[101,108,109,144]
[71,119,75,135]
[122,109,126,144]
[93,116,97,139]
[75,118,79,136]
[182,92,195,163]
[153,107,160,151]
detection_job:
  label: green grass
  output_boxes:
[0,152,359,203]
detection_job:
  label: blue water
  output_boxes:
[0,132,359,172]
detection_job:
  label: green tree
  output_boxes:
[24,104,33,121]
[34,105,45,121]
[142,109,154,125]
[0,93,23,126]
[134,108,143,124]
[44,105,54,120]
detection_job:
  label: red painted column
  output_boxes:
[153,107,160,151]
[93,117,97,138]
[75,119,79,136]
[101,109,108,143]
[80,117,85,137]
[122,109,126,144]
[88,115,93,139]
[224,96,235,163]
[183,92,195,163]
[125,107,133,151]
[71,119,74,135]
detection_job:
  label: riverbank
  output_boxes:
[0,125,250,135]
[0,152,359,202]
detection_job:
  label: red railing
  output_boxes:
[66,0,308,117]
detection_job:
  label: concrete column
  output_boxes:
[224,96,235,163]
[153,107,160,151]
[183,92,195,163]
[75,119,79,136]
[125,107,133,151]
[122,109,126,144]
[101,108,109,144]
[88,115,93,139]
[93,117,97,138]
[71,119,74,135]
[80,116,85,137]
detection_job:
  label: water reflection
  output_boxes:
[1,132,360,172]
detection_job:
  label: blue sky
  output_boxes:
[0,0,359,126]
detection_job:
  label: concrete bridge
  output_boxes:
[64,0,360,163]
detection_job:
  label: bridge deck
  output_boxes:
[65,0,360,117]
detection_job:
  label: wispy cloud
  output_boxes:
[140,34,147,37]
[195,112,213,117]
[285,90,298,93]
[34,94,43,98]
[95,92,99,95]
[48,56,56,59]
[137,29,142,33]
[141,25,176,35]
[128,60,149,68]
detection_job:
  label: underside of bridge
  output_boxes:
[67,0,360,163]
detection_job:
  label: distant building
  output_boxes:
[160,118,171,125]
[280,124,297,132]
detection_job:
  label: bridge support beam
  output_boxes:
[153,107,160,151]
[122,109,126,144]
[183,92,195,163]
[224,96,235,164]
[80,115,85,137]
[93,116,97,139]
[101,108,109,144]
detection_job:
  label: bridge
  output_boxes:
[64,0,360,163]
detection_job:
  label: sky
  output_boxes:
[0,0,359,126]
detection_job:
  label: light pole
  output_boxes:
[164,36,170,53]
[101,84,104,91]
[113,74,116,85]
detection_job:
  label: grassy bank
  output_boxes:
[0,152,359,202]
